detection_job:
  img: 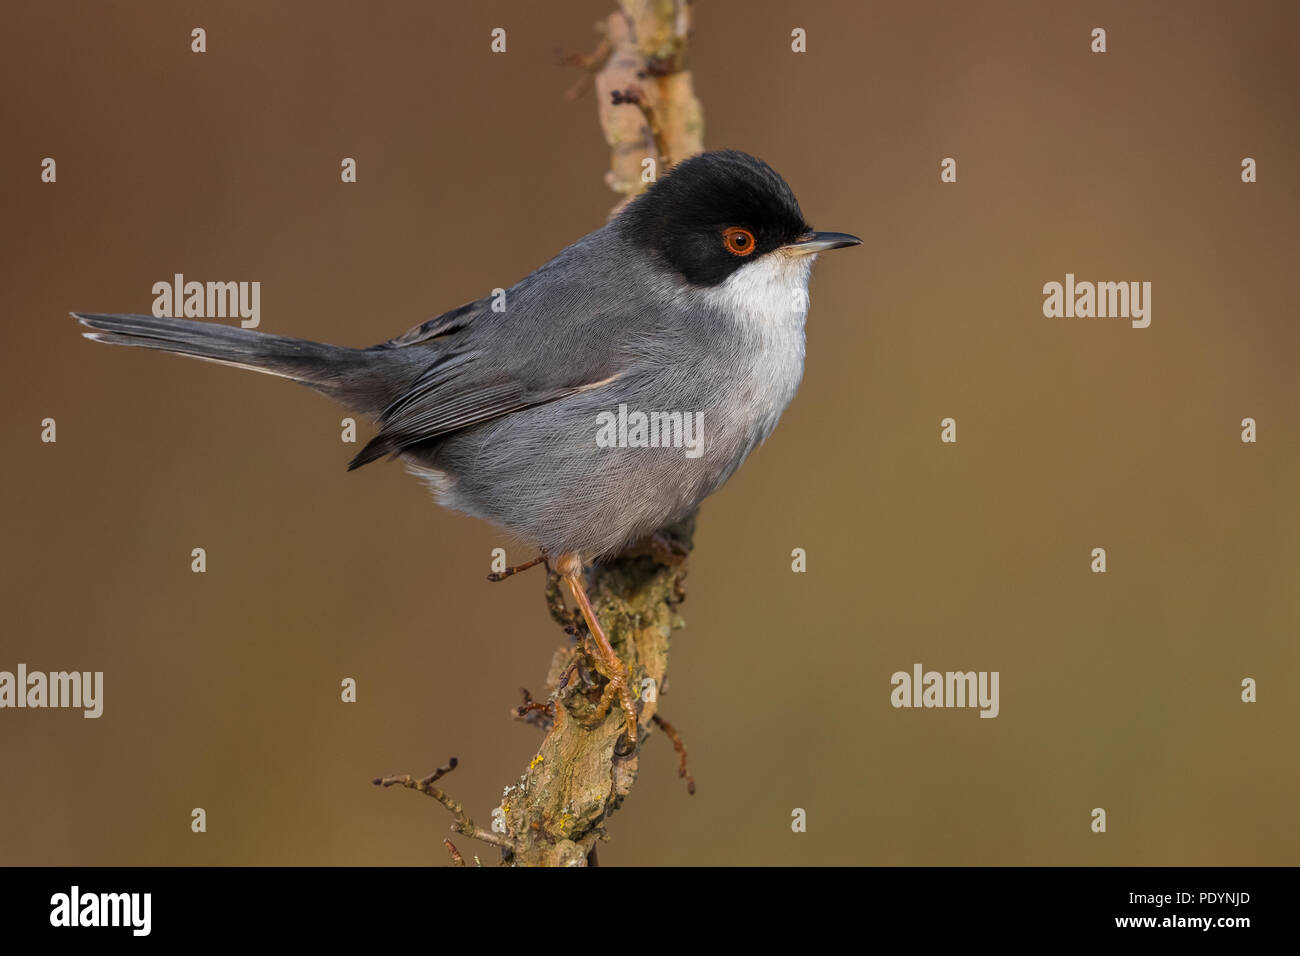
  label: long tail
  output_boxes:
[74,312,407,414]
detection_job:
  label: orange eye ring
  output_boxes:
[722,226,756,256]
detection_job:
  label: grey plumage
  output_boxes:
[75,150,859,560]
[76,311,414,414]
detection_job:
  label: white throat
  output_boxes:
[701,250,813,438]
[703,249,813,339]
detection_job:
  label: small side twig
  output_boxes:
[443,840,466,866]
[487,553,547,582]
[556,26,613,101]
[612,85,671,168]
[373,756,513,850]
[513,687,556,731]
[545,567,580,633]
[652,713,696,795]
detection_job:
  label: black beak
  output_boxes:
[785,231,863,255]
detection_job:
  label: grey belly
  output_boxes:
[402,382,759,558]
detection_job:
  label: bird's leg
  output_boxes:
[487,552,547,582]
[554,552,639,747]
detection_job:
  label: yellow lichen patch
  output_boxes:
[529,754,544,771]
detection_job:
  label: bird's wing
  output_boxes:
[347,344,616,470]
[380,299,481,349]
[350,287,632,470]
[346,226,672,471]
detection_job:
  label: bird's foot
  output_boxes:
[581,655,640,754]
[555,551,640,754]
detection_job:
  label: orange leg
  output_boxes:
[554,553,639,747]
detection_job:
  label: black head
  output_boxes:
[619,150,816,286]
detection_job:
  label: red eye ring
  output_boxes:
[722,226,756,256]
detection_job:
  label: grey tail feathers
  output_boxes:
[73,312,406,416]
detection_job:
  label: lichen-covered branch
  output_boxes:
[378,0,703,867]
[376,517,694,866]
[492,518,694,866]
[592,0,705,211]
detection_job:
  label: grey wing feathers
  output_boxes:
[350,311,619,471]
[349,228,640,471]
[378,299,480,349]
[347,356,604,470]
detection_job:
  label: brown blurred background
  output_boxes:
[1,0,1297,865]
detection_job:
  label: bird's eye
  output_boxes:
[722,226,756,256]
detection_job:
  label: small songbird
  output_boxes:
[75,149,860,746]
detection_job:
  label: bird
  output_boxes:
[74,149,861,747]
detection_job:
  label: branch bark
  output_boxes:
[379,0,704,866]
[496,517,695,866]
[594,0,704,212]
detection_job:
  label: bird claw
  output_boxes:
[576,663,640,753]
